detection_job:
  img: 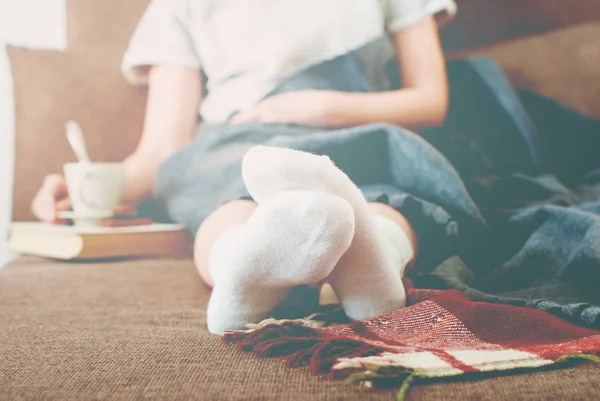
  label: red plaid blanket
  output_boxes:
[224,280,600,399]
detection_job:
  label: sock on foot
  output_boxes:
[206,190,355,334]
[242,146,411,320]
[372,214,415,278]
[319,216,413,306]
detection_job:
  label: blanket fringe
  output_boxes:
[557,353,600,364]
[396,372,418,401]
[223,321,600,400]
[223,321,383,374]
[345,365,424,401]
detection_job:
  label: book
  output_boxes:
[7,222,192,260]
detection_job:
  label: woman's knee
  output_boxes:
[194,199,257,285]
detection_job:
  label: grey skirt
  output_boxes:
[152,46,498,270]
[153,118,486,271]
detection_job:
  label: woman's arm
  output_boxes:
[31,65,202,223]
[327,16,449,128]
[122,65,203,206]
[232,16,448,129]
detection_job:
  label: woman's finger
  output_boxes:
[32,193,57,223]
[31,175,70,224]
[56,197,72,211]
[43,174,68,197]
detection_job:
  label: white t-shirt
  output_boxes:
[122,0,457,124]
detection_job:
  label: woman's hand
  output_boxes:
[234,17,449,129]
[31,174,137,224]
[231,90,340,126]
[31,174,71,224]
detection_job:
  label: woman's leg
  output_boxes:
[194,200,419,318]
[193,200,418,288]
[194,200,257,287]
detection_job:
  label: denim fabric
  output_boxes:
[155,41,600,329]
[155,44,493,268]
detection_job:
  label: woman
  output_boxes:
[31,0,457,334]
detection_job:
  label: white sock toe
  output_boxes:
[242,145,412,321]
[206,190,355,334]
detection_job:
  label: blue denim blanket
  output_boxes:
[154,50,600,329]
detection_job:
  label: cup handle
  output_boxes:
[78,171,104,210]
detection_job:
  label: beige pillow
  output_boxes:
[474,23,600,120]
[442,0,600,52]
[66,0,149,51]
[7,46,147,222]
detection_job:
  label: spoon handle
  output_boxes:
[66,121,91,163]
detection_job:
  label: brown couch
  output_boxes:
[2,1,600,399]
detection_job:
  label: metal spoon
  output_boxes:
[66,120,91,163]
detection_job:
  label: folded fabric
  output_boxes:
[156,50,600,330]
[224,280,600,400]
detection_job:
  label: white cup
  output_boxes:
[63,162,125,225]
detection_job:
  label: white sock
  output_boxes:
[372,214,415,278]
[242,146,411,321]
[319,216,414,306]
[206,190,355,334]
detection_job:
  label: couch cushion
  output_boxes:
[1,256,599,400]
[472,23,600,120]
[6,46,147,222]
[441,0,600,52]
[66,0,149,51]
